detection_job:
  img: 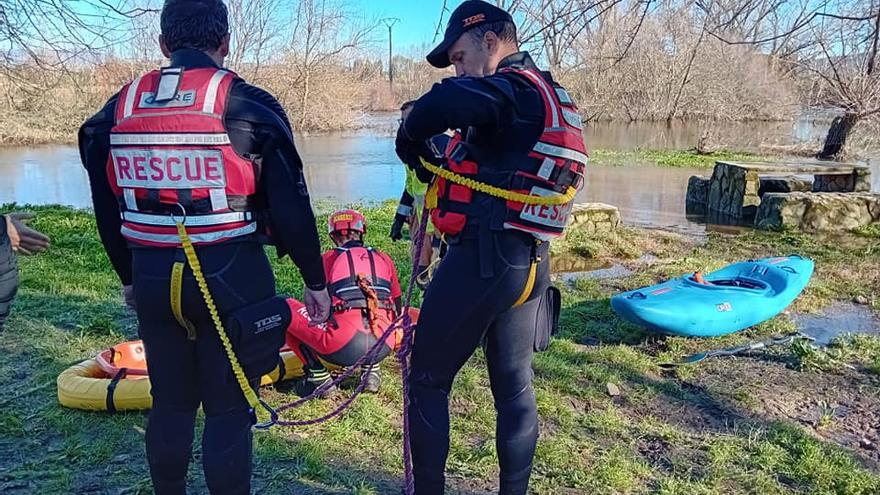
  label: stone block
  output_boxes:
[759,176,813,196]
[686,176,710,216]
[755,192,880,232]
[567,203,621,235]
[814,173,855,192]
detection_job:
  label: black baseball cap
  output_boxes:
[427,0,515,69]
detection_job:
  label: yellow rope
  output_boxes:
[418,157,577,205]
[175,223,261,412]
[512,261,538,307]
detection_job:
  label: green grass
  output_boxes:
[590,148,767,168]
[1,205,879,494]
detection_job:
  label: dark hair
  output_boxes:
[160,0,229,53]
[400,101,416,111]
[468,21,518,45]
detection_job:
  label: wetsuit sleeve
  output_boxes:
[402,75,517,141]
[227,81,326,290]
[400,190,415,209]
[260,135,326,290]
[78,93,133,286]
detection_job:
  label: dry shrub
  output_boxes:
[562,5,797,123]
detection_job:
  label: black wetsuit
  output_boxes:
[397,52,554,494]
[79,49,325,495]
[0,217,18,331]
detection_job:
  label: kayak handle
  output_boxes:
[627,292,647,300]
[780,266,797,274]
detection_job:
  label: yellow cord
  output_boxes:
[176,223,262,413]
[170,261,197,340]
[513,261,538,307]
[418,157,577,205]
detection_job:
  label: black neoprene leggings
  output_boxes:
[407,230,550,495]
[132,242,274,495]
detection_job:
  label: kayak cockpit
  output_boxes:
[683,274,771,295]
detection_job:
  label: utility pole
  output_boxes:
[382,18,400,91]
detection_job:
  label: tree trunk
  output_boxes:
[817,112,859,160]
[298,72,310,131]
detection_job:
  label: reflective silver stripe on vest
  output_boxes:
[555,88,574,106]
[203,70,229,115]
[397,204,413,217]
[515,69,560,129]
[122,210,253,227]
[537,157,556,180]
[121,222,257,245]
[562,108,583,130]
[123,189,138,211]
[122,75,144,120]
[110,133,232,146]
[533,141,589,165]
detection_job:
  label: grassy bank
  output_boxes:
[589,148,768,168]
[1,205,879,494]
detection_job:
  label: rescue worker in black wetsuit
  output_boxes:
[395,1,586,493]
[78,1,330,493]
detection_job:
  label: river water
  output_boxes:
[1,118,877,232]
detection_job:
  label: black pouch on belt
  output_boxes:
[534,286,561,352]
[224,295,291,378]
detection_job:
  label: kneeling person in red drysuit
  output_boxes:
[285,209,403,397]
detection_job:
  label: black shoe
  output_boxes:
[294,368,337,398]
[361,365,381,394]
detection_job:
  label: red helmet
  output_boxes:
[328,209,366,236]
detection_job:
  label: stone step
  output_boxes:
[755,192,880,232]
[567,203,621,234]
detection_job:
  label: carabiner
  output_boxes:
[170,202,188,226]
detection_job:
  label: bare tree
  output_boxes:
[698,0,880,157]
[226,0,288,79]
[560,0,795,123]
[258,0,377,131]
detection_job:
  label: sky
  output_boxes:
[349,0,467,52]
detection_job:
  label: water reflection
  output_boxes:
[0,147,91,207]
[1,119,877,234]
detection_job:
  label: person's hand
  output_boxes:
[5,213,50,255]
[303,287,331,326]
[390,214,407,241]
[122,285,137,311]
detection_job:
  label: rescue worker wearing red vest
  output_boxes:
[395,1,586,493]
[78,1,331,494]
[284,209,404,397]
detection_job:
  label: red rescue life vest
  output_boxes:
[106,66,259,247]
[327,246,396,312]
[430,66,587,241]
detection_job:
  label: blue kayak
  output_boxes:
[611,255,814,337]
